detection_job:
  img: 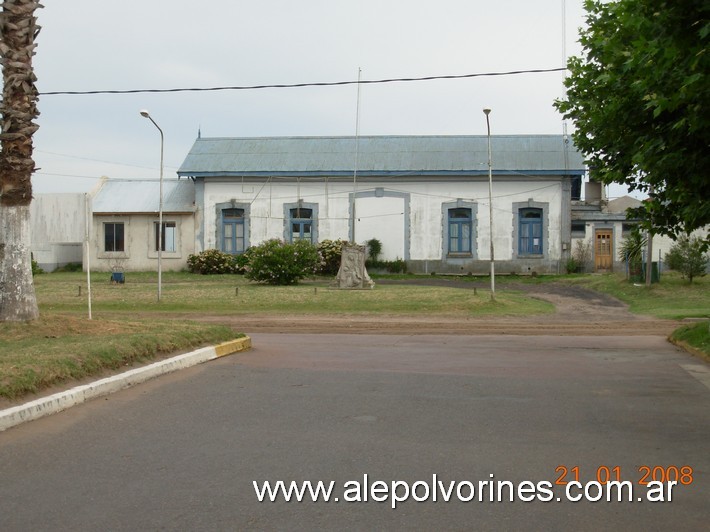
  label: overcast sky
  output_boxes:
[30,0,604,195]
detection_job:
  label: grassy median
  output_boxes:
[0,315,240,401]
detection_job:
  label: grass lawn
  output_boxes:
[669,322,710,361]
[553,271,710,320]
[32,271,553,317]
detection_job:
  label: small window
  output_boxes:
[448,207,472,254]
[519,208,543,255]
[104,222,124,252]
[571,222,586,238]
[154,221,177,252]
[222,208,246,254]
[289,207,314,243]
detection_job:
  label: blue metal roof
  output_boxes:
[92,179,195,214]
[177,135,585,178]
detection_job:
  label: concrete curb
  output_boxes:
[0,336,251,433]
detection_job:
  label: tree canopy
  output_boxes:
[556,0,709,245]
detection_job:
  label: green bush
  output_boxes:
[565,257,579,274]
[619,228,646,271]
[233,252,250,274]
[665,234,709,283]
[54,262,82,273]
[187,249,242,275]
[366,258,408,274]
[244,239,321,285]
[31,254,44,276]
[317,239,348,275]
[366,238,382,262]
[385,258,408,274]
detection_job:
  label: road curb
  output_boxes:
[0,336,251,433]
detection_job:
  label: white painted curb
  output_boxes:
[0,337,251,433]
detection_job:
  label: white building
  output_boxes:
[87,178,197,272]
[177,135,585,274]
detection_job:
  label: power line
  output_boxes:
[39,68,566,96]
[35,149,180,171]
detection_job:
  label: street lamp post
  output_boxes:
[483,108,495,300]
[139,110,164,302]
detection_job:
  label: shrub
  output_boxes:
[366,258,408,274]
[233,252,251,274]
[244,239,321,285]
[619,229,646,266]
[665,234,708,283]
[54,262,82,273]
[317,239,348,275]
[572,240,591,272]
[565,257,579,274]
[366,238,382,262]
[384,258,408,274]
[31,253,44,276]
[187,249,241,275]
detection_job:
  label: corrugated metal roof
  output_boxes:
[177,135,585,177]
[92,179,195,213]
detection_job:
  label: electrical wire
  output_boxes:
[39,68,566,96]
[35,149,180,171]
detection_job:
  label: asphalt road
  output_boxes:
[1,333,708,531]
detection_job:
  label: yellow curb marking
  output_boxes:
[215,337,252,357]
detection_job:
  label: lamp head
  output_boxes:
[483,108,491,116]
[139,109,150,118]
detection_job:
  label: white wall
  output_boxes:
[31,194,86,270]
[202,176,566,266]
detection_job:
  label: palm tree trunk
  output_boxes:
[0,0,42,321]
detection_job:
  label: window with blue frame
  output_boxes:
[448,207,472,255]
[519,208,543,255]
[222,208,245,254]
[289,207,313,242]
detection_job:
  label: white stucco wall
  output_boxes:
[201,176,566,271]
[30,194,86,271]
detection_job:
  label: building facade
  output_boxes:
[178,135,586,274]
[88,178,197,272]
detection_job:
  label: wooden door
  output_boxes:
[595,229,613,272]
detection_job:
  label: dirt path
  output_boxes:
[193,280,682,336]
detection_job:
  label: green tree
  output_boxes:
[664,234,709,283]
[556,0,709,246]
[0,0,42,321]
